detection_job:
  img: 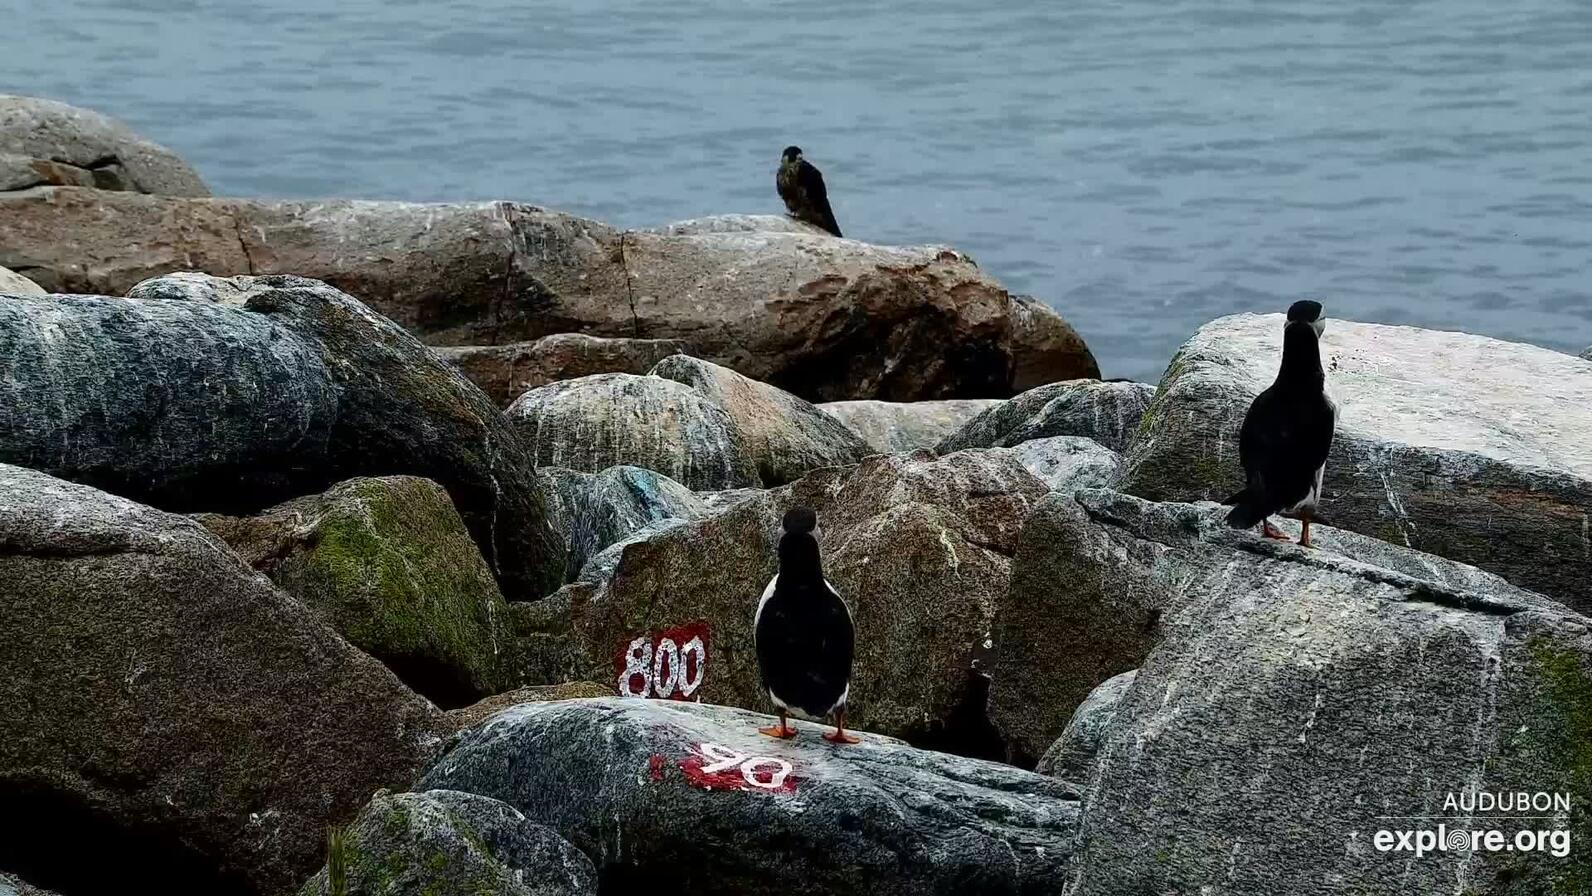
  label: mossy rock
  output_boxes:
[200,476,511,707]
[297,790,595,896]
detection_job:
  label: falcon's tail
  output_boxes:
[819,208,842,238]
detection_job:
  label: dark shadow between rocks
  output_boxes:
[0,780,251,896]
[382,652,484,711]
[901,671,1012,765]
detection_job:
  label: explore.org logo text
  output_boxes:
[1372,791,1572,859]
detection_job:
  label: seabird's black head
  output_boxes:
[1286,299,1327,337]
[781,146,803,163]
[1287,300,1322,323]
[782,507,816,535]
[778,507,822,578]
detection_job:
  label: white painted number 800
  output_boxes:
[619,635,706,699]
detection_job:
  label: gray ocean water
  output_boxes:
[6,0,1590,381]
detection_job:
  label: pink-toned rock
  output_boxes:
[437,333,688,406]
[0,189,1097,400]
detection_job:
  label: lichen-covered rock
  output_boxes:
[937,379,1154,454]
[818,398,1001,453]
[0,188,1097,399]
[508,373,759,490]
[198,476,511,708]
[1118,313,1592,611]
[0,95,209,195]
[0,264,43,295]
[567,449,1047,750]
[437,333,689,406]
[0,275,561,599]
[538,465,708,580]
[297,790,595,896]
[1049,494,1592,895]
[1579,345,1591,361]
[987,488,1565,764]
[0,464,445,896]
[127,270,254,304]
[997,436,1121,492]
[1033,670,1135,781]
[650,355,872,485]
[501,591,597,692]
[419,698,1079,896]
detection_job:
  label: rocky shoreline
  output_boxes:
[3,95,1591,896]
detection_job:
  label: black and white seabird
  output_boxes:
[1224,299,1337,548]
[754,507,858,743]
[776,146,843,238]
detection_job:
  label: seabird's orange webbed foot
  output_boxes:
[758,724,798,740]
[823,729,861,745]
[1262,519,1290,540]
[1298,515,1314,548]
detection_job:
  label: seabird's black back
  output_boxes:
[1227,306,1337,528]
[754,508,854,718]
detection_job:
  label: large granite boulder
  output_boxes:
[0,95,208,196]
[937,379,1154,454]
[1119,313,1592,611]
[297,790,596,896]
[563,449,1048,752]
[419,698,1079,896]
[818,398,1001,453]
[0,465,445,896]
[0,264,43,295]
[538,464,708,580]
[126,270,254,303]
[198,476,512,707]
[507,373,759,490]
[1035,493,1592,895]
[997,436,1122,492]
[988,488,1565,765]
[1033,669,1135,781]
[0,275,561,598]
[651,354,872,485]
[437,333,688,406]
[0,188,1097,399]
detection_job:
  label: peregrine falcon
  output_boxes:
[777,146,842,238]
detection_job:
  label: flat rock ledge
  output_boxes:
[420,698,1080,896]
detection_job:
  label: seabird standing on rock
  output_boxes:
[777,146,843,238]
[1224,300,1337,547]
[754,507,858,743]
